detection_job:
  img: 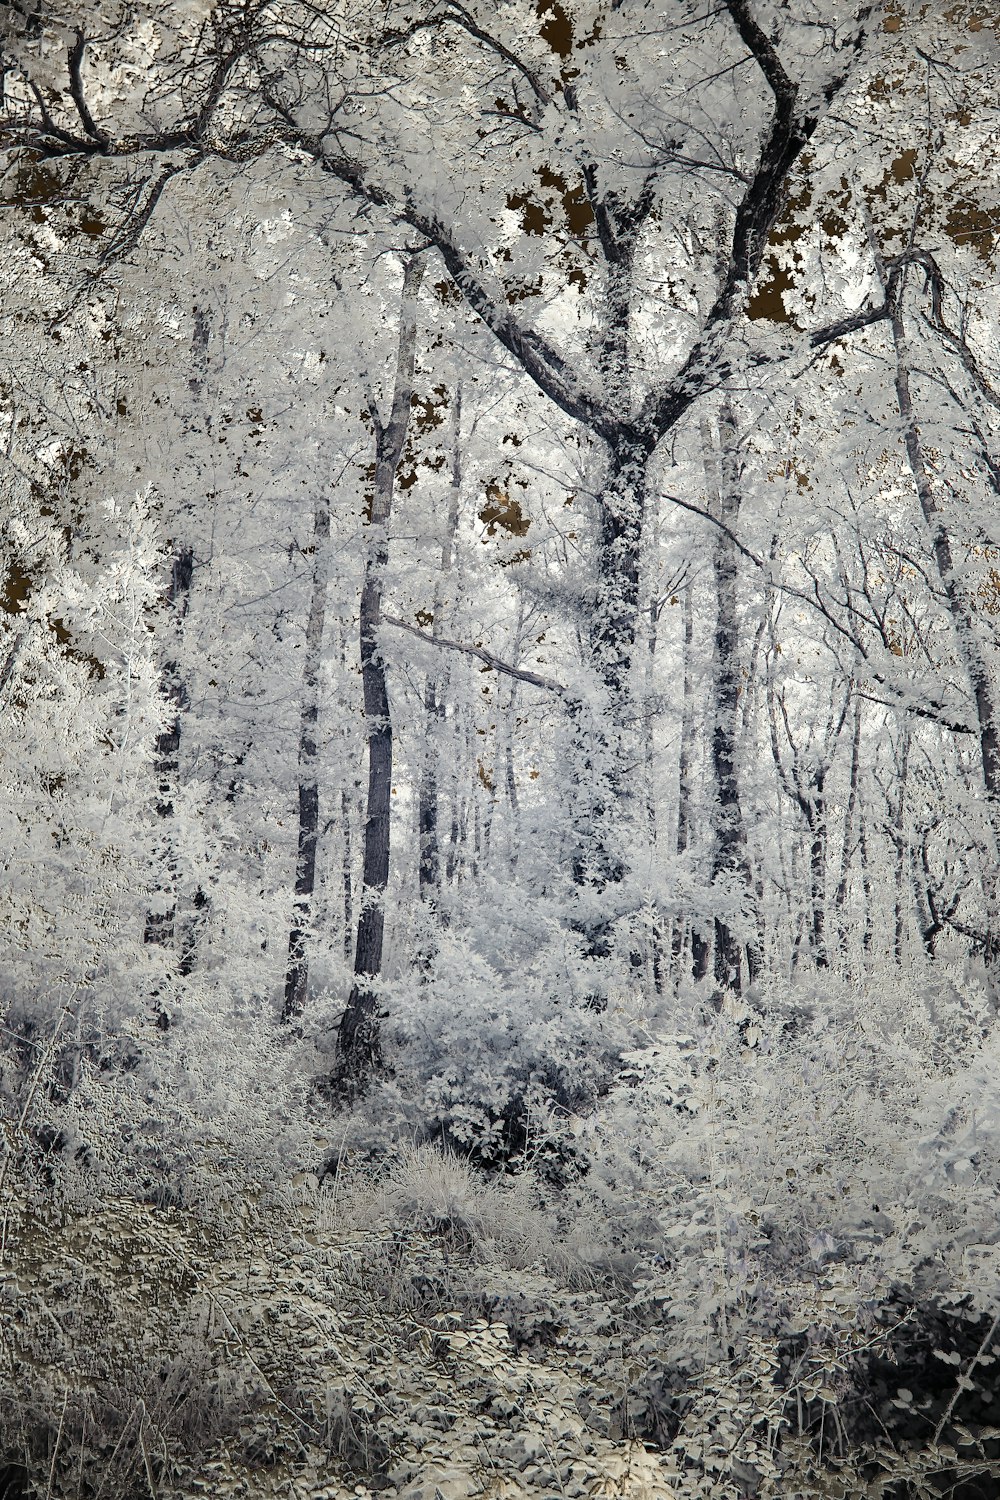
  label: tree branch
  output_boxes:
[67,31,106,145]
[638,0,873,442]
[0,631,24,702]
[901,247,1000,413]
[661,487,977,736]
[311,148,610,435]
[382,614,568,697]
[382,3,552,110]
[808,299,892,348]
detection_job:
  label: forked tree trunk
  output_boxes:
[282,496,331,1021]
[767,675,842,973]
[337,254,424,1080]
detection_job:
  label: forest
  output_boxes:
[0,0,999,1495]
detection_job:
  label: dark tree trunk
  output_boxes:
[282,496,331,1021]
[337,254,424,1082]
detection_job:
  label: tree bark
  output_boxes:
[642,522,665,996]
[673,581,709,976]
[337,253,424,1080]
[341,788,353,962]
[590,429,654,719]
[570,428,655,962]
[282,496,331,1021]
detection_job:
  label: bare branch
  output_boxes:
[382,614,568,697]
[902,247,1000,414]
[382,3,552,110]
[808,299,891,348]
[661,487,977,735]
[308,147,610,435]
[67,32,106,145]
[638,0,874,442]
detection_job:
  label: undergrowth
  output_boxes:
[4,968,1000,1497]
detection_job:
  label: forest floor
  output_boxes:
[4,1135,1000,1500]
[3,1167,680,1500]
[7,980,1000,1500]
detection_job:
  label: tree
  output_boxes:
[336,251,424,1077]
[4,0,999,1096]
[282,492,330,1021]
[0,0,879,934]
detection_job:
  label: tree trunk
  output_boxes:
[890,285,1000,818]
[703,408,759,995]
[341,788,353,962]
[143,545,195,1024]
[858,802,874,957]
[337,253,424,1081]
[419,676,442,903]
[568,427,655,967]
[808,773,828,969]
[642,527,665,996]
[834,695,863,967]
[418,383,462,914]
[505,725,520,872]
[891,725,912,964]
[143,307,207,987]
[674,581,709,976]
[590,429,653,720]
[282,496,331,1021]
